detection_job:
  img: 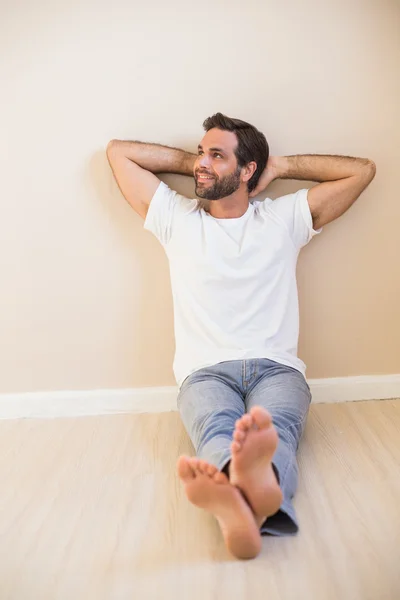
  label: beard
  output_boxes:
[195,165,242,200]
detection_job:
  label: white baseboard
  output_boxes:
[309,374,400,404]
[0,375,399,420]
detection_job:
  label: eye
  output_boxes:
[198,150,204,155]
[214,153,222,158]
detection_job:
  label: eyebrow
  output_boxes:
[197,145,227,154]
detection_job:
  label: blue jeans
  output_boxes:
[177,358,312,536]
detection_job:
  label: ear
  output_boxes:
[241,161,257,183]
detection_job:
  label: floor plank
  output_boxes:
[0,400,399,600]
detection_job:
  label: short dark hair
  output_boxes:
[202,112,269,193]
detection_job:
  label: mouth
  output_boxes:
[196,173,215,182]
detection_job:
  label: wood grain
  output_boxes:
[0,400,399,600]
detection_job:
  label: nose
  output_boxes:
[198,154,212,170]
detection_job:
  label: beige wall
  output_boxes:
[1,0,399,393]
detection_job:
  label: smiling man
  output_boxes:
[106,113,376,559]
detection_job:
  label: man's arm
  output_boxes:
[278,154,376,229]
[106,140,196,219]
[250,154,376,229]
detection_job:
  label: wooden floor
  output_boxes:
[0,400,399,600]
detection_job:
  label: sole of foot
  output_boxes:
[177,455,262,560]
[229,406,283,519]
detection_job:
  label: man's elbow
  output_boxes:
[356,159,376,191]
[106,139,120,157]
[365,159,376,181]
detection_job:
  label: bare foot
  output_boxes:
[177,455,262,559]
[229,406,283,519]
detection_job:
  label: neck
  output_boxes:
[206,189,250,219]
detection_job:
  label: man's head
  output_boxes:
[194,113,269,201]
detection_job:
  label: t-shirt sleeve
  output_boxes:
[143,181,197,246]
[264,188,322,250]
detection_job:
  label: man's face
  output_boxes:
[194,128,243,200]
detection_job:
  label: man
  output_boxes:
[106,113,376,560]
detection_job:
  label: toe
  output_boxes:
[250,406,272,429]
[197,459,208,474]
[177,456,195,481]
[214,471,229,485]
[242,414,253,429]
[231,440,242,454]
[189,457,200,474]
[237,414,252,431]
[233,429,246,442]
[207,463,218,477]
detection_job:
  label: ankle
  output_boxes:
[255,514,267,529]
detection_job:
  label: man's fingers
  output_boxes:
[249,187,260,198]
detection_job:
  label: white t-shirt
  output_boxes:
[144,181,322,388]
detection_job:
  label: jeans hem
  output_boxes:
[260,500,298,536]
